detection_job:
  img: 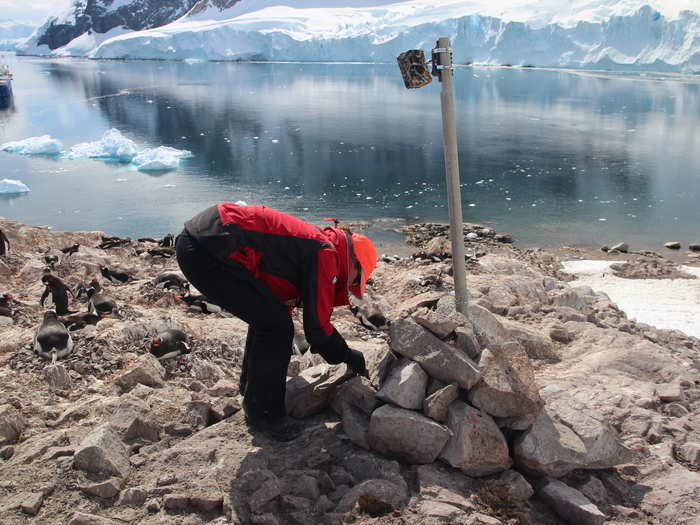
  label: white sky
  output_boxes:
[0,0,71,24]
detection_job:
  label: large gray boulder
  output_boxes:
[541,385,633,469]
[538,480,606,525]
[468,348,543,427]
[513,411,587,477]
[114,354,165,392]
[368,405,451,464]
[286,364,352,418]
[423,383,459,423]
[72,423,131,479]
[331,376,380,415]
[376,359,428,410]
[350,340,397,388]
[389,319,481,390]
[0,404,26,445]
[440,402,511,476]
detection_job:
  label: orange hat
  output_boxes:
[349,233,377,299]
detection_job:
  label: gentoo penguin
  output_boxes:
[61,312,100,331]
[150,329,190,360]
[86,286,117,318]
[350,301,388,330]
[178,291,221,313]
[153,272,188,291]
[40,274,74,316]
[0,292,12,317]
[137,237,158,243]
[159,233,175,248]
[148,247,175,258]
[0,228,9,256]
[100,266,131,284]
[98,236,131,249]
[60,243,80,257]
[35,311,73,363]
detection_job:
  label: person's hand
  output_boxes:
[346,348,368,378]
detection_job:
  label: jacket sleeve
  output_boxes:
[302,247,350,364]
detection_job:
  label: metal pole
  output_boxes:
[436,37,469,315]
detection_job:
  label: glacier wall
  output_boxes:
[92,5,700,73]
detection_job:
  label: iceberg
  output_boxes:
[1,135,64,156]
[132,146,193,171]
[0,178,31,194]
[66,129,139,162]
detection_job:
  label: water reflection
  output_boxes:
[1,57,699,246]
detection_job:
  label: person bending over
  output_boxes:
[176,203,377,440]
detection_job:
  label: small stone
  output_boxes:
[665,403,689,417]
[466,513,503,525]
[208,380,237,397]
[190,494,223,512]
[664,241,681,250]
[689,243,700,252]
[80,478,121,499]
[656,382,683,402]
[286,364,352,418]
[72,423,131,479]
[440,401,511,476]
[115,354,165,392]
[249,477,284,513]
[146,499,160,513]
[423,383,459,423]
[335,479,406,513]
[412,308,458,339]
[610,242,628,253]
[453,326,480,359]
[331,376,378,415]
[579,476,608,506]
[118,487,147,506]
[498,470,534,501]
[188,380,206,392]
[164,494,190,511]
[0,404,26,445]
[368,405,451,464]
[376,359,428,410]
[341,403,370,449]
[69,512,121,525]
[20,492,44,516]
[679,442,700,467]
[538,480,605,525]
[43,364,72,391]
[549,324,573,344]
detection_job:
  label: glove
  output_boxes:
[346,348,368,378]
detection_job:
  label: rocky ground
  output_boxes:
[0,216,698,525]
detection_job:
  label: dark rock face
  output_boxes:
[38,0,199,50]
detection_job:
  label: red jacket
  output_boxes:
[183,203,352,346]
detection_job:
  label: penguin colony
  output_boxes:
[1,232,203,365]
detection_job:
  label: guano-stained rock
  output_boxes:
[439,402,511,477]
[389,319,480,390]
[72,423,131,479]
[368,405,451,464]
[376,359,428,410]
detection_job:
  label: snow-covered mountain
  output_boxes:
[16,1,700,73]
[0,19,35,51]
[17,0,199,56]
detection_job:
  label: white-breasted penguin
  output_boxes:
[150,329,190,360]
[86,286,117,318]
[35,311,73,363]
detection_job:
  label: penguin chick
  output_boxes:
[150,329,190,360]
[61,312,100,331]
[35,311,74,363]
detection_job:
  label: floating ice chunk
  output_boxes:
[66,129,138,162]
[0,178,30,194]
[1,135,63,155]
[132,146,192,171]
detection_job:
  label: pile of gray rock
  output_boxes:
[285,295,634,525]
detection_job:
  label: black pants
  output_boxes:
[176,231,293,421]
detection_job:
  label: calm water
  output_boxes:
[1,54,699,248]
